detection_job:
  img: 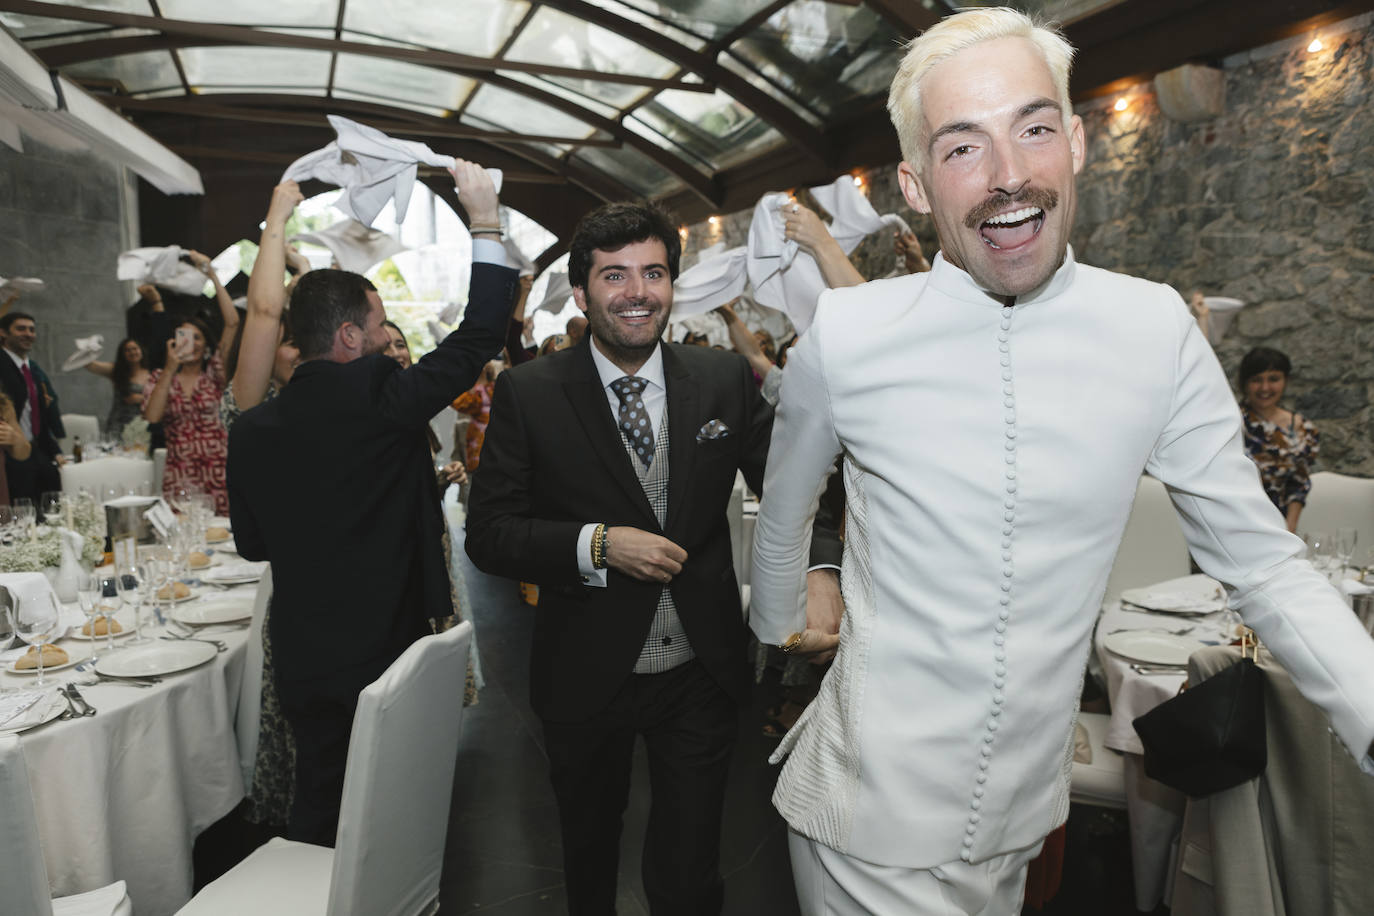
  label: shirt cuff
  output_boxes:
[472,238,507,268]
[577,523,608,588]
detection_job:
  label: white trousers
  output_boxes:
[788,830,1042,916]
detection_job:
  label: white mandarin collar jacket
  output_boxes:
[751,248,1374,868]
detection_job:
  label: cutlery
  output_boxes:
[1109,626,1196,636]
[56,686,79,719]
[1131,663,1188,675]
[65,682,97,717]
[160,634,228,652]
[73,662,161,687]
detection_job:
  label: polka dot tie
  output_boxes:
[610,376,654,468]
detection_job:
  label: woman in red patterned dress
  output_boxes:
[143,312,237,515]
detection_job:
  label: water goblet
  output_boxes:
[76,572,101,663]
[97,574,122,653]
[40,491,64,526]
[14,590,61,687]
[1335,528,1358,574]
[116,565,150,644]
[13,498,36,535]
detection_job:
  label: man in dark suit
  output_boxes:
[0,311,65,505]
[227,162,516,845]
[467,201,814,915]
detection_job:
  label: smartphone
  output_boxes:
[174,327,193,360]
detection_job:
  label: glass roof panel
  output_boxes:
[333,54,475,111]
[631,87,783,170]
[179,47,332,90]
[505,7,678,80]
[61,50,182,94]
[498,71,622,121]
[571,145,682,199]
[623,116,713,173]
[717,51,824,128]
[462,85,598,141]
[344,0,529,58]
[157,0,340,29]
[729,1,902,117]
[23,26,158,49]
[594,0,782,43]
[577,0,709,50]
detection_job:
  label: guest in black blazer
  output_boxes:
[0,311,65,505]
[466,202,831,915]
[227,162,516,845]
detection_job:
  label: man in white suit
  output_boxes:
[750,8,1374,913]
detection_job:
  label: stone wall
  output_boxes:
[0,133,137,435]
[681,15,1374,475]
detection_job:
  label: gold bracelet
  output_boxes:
[780,632,804,654]
[591,523,607,569]
[469,224,503,237]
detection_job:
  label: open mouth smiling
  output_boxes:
[980,207,1044,250]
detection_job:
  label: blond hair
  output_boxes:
[887,7,1075,170]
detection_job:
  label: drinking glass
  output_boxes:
[40,491,63,526]
[0,505,14,542]
[76,572,101,662]
[1335,528,1358,573]
[1305,531,1334,571]
[116,565,150,644]
[97,574,122,653]
[14,590,61,687]
[13,498,36,535]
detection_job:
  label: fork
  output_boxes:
[73,662,161,687]
[56,686,79,719]
[160,632,228,652]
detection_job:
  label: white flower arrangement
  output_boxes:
[121,416,151,451]
[0,501,107,572]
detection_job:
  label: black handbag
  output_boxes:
[1132,634,1267,797]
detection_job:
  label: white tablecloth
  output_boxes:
[1,584,258,915]
[1093,599,1233,911]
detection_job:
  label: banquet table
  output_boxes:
[1,578,259,916]
[1093,577,1235,912]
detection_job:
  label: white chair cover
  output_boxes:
[0,736,133,916]
[1070,712,1127,808]
[234,568,274,793]
[58,414,100,456]
[59,456,154,499]
[1299,471,1374,558]
[1103,475,1192,603]
[179,621,475,916]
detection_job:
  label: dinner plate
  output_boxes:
[6,649,81,676]
[171,597,253,626]
[0,691,65,733]
[1120,574,1226,614]
[1103,630,1203,666]
[154,585,199,603]
[97,640,217,678]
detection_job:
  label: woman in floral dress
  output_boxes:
[1238,346,1319,533]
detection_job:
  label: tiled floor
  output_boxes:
[436,550,1164,915]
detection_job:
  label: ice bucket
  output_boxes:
[104,495,159,544]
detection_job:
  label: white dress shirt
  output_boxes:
[751,248,1374,868]
[575,342,667,586]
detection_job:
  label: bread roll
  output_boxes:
[157,581,192,600]
[81,617,124,636]
[15,644,68,670]
[206,526,230,541]
[189,550,210,569]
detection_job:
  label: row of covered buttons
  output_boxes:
[964,303,1018,863]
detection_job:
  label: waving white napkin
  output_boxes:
[61,334,104,372]
[282,115,502,227]
[116,246,207,296]
[0,275,44,294]
[292,218,408,274]
[672,244,748,318]
[531,270,574,315]
[808,175,912,255]
[747,193,826,334]
[503,238,536,278]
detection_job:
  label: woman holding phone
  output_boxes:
[143,252,238,514]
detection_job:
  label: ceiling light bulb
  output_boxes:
[853,175,864,187]
[1307,38,1323,53]
[708,216,719,226]
[1114,98,1128,112]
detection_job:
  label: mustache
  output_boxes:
[964,187,1059,229]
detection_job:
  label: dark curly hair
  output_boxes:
[567,201,681,290]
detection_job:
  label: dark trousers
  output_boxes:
[5,448,60,509]
[542,660,738,916]
[277,674,362,846]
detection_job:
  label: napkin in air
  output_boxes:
[61,334,104,372]
[292,218,408,274]
[282,115,502,227]
[117,246,208,296]
[503,237,536,278]
[808,174,912,255]
[0,275,44,294]
[531,270,573,315]
[746,192,827,334]
[672,244,748,318]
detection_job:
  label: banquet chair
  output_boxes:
[1103,475,1191,603]
[59,455,155,498]
[1300,470,1374,559]
[57,413,99,455]
[0,735,134,916]
[1069,712,1127,808]
[1170,646,1374,916]
[177,620,476,916]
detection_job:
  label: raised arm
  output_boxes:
[83,360,114,379]
[186,249,238,363]
[783,201,864,289]
[716,300,775,379]
[234,181,304,409]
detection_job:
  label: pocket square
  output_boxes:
[696,419,731,442]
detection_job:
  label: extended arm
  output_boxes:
[83,360,114,379]
[234,181,303,409]
[784,202,864,289]
[142,343,180,423]
[1145,295,1374,772]
[506,275,535,366]
[187,250,238,363]
[716,301,775,380]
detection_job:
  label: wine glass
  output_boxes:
[40,490,64,526]
[116,565,150,644]
[13,498,36,535]
[1305,531,1334,572]
[76,572,102,663]
[14,590,61,687]
[0,505,15,542]
[1335,528,1358,574]
[97,574,122,653]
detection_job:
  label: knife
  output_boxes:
[64,682,97,717]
